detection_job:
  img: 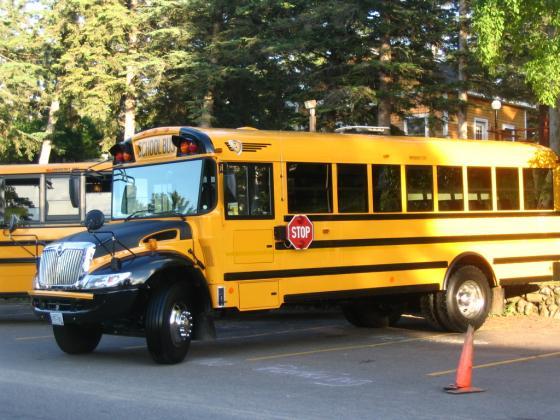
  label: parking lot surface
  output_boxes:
[1,300,559,420]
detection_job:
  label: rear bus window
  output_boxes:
[406,166,433,212]
[337,164,368,213]
[372,164,402,212]
[437,166,464,211]
[287,163,332,213]
[467,167,492,211]
[224,163,273,218]
[496,168,520,210]
[523,168,553,210]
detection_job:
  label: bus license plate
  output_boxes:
[50,312,64,326]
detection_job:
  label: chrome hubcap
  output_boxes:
[169,303,192,346]
[455,280,484,319]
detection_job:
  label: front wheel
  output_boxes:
[145,282,194,364]
[438,265,492,332]
[53,324,102,355]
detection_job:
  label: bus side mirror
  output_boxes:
[85,209,104,231]
[69,175,81,208]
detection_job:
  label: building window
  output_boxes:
[406,166,433,212]
[404,114,429,137]
[372,164,402,212]
[437,166,464,211]
[337,164,368,213]
[287,163,332,213]
[473,118,489,140]
[502,123,516,141]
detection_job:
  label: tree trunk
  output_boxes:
[199,21,221,128]
[38,96,60,164]
[549,100,560,155]
[377,35,392,129]
[457,0,468,139]
[124,0,138,140]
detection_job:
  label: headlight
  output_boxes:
[78,272,132,290]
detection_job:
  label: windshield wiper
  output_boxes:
[124,209,151,221]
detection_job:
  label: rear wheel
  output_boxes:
[145,282,193,364]
[437,265,492,332]
[53,324,102,355]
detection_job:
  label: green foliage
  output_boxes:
[473,0,560,106]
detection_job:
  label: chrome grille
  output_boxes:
[38,242,95,287]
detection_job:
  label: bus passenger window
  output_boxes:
[406,166,433,212]
[337,164,367,213]
[287,163,332,213]
[523,168,553,210]
[496,168,520,210]
[372,164,401,212]
[224,163,273,218]
[4,177,40,223]
[467,167,492,211]
[86,174,112,217]
[437,166,464,211]
[46,176,80,221]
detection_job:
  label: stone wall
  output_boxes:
[504,282,560,318]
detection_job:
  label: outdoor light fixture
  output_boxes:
[491,99,502,140]
[304,100,317,132]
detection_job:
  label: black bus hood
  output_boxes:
[58,219,192,259]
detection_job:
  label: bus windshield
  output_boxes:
[112,159,215,219]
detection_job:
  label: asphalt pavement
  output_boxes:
[1,300,559,420]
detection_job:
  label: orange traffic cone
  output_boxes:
[444,324,485,394]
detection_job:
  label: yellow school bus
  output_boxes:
[30,127,559,364]
[0,162,111,296]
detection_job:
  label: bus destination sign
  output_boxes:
[136,135,175,160]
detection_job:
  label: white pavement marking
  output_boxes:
[255,364,373,387]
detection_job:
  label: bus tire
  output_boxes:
[437,265,492,332]
[420,293,443,330]
[53,324,102,355]
[145,282,193,364]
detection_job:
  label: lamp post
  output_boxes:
[491,99,502,140]
[304,100,317,132]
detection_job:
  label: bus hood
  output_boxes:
[57,219,192,259]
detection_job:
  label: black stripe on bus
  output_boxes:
[283,211,560,222]
[224,261,448,281]
[0,257,37,264]
[499,276,554,286]
[284,283,440,303]
[0,241,47,247]
[275,232,560,250]
[494,255,560,264]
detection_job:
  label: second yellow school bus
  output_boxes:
[0,162,111,296]
[30,127,559,363]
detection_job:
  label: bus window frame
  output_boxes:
[223,161,275,220]
[110,157,218,221]
[2,174,42,225]
[45,173,81,223]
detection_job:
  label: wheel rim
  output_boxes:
[455,280,484,319]
[169,302,193,346]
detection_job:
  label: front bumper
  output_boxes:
[30,288,141,324]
